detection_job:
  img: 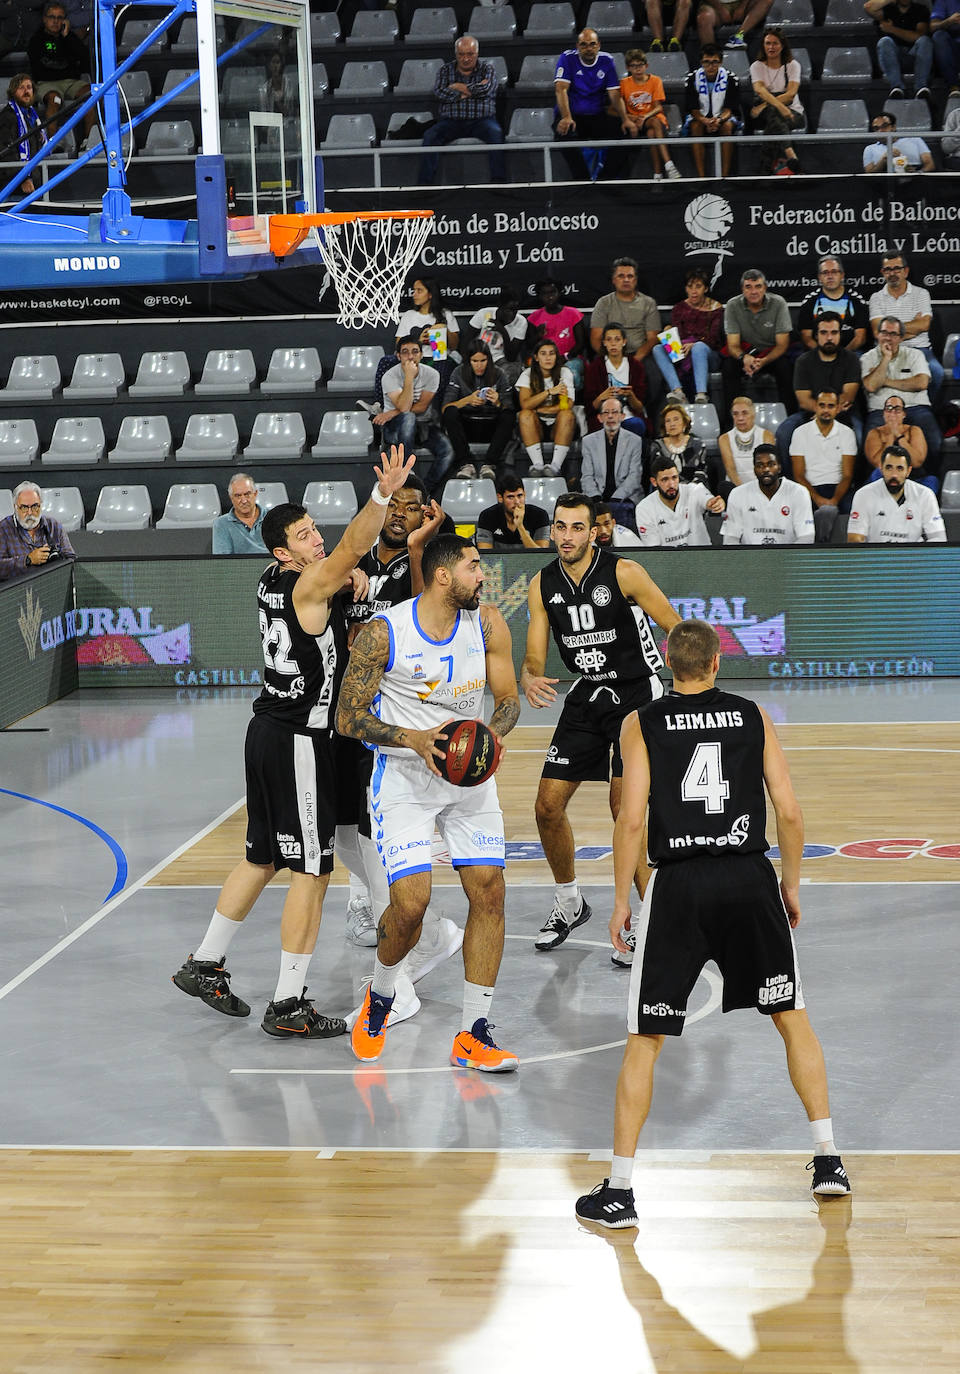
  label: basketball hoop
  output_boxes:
[268,209,434,330]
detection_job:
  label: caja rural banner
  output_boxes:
[1,562,78,728]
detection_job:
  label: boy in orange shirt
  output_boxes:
[619,50,681,180]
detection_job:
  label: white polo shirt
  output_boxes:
[867,282,933,352]
[635,483,713,548]
[722,478,814,545]
[860,343,930,411]
[847,479,946,543]
[790,418,855,487]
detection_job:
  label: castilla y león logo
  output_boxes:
[683,193,734,289]
[17,588,42,662]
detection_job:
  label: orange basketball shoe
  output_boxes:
[350,985,393,1062]
[450,1019,519,1072]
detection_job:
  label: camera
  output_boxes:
[46,546,61,560]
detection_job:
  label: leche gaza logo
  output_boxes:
[683,193,734,290]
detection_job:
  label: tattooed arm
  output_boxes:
[480,604,521,741]
[335,618,451,776]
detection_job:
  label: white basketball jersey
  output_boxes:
[372,597,487,755]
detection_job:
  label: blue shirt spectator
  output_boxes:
[212,474,268,555]
[554,40,620,117]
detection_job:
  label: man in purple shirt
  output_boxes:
[554,28,626,180]
[0,481,76,581]
[931,0,960,90]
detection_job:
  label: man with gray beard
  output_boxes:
[0,481,76,580]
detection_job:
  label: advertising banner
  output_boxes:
[0,563,78,728]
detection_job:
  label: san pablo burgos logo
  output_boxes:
[18,587,43,662]
[683,193,734,290]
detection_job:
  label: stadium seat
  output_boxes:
[324,114,377,148]
[345,10,399,46]
[941,471,960,510]
[721,49,751,80]
[792,47,814,82]
[118,18,166,56]
[129,351,191,398]
[142,121,196,155]
[302,480,360,524]
[310,11,340,47]
[4,354,60,400]
[336,61,390,100]
[585,2,636,37]
[195,348,257,396]
[523,476,566,508]
[242,412,307,461]
[816,100,868,132]
[253,481,288,512]
[765,0,816,28]
[235,20,285,52]
[820,48,873,84]
[42,486,85,531]
[175,413,240,462]
[646,53,690,87]
[687,403,721,452]
[467,4,517,40]
[506,107,555,142]
[941,333,959,369]
[385,111,434,144]
[87,484,152,530]
[108,416,173,464]
[0,419,40,466]
[82,127,134,160]
[311,412,374,457]
[156,483,222,528]
[171,13,224,55]
[408,8,458,43]
[0,488,12,517]
[41,417,105,467]
[327,345,385,392]
[753,402,788,430]
[516,55,560,92]
[886,99,932,131]
[220,67,262,107]
[159,68,199,106]
[220,119,250,154]
[311,63,329,98]
[118,71,152,109]
[63,353,125,401]
[396,59,444,97]
[261,347,323,395]
[824,0,872,25]
[441,479,496,523]
[524,4,576,40]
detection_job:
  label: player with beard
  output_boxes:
[594,502,641,548]
[847,445,946,543]
[634,456,724,548]
[723,444,814,545]
[337,535,521,1068]
[776,312,863,469]
[521,493,680,961]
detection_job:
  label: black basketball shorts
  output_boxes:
[541,676,664,783]
[626,852,805,1036]
[334,732,375,834]
[244,715,337,875]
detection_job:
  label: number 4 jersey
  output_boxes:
[252,563,346,731]
[640,687,769,864]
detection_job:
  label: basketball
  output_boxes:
[436,720,502,787]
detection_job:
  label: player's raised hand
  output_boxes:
[408,498,445,552]
[374,444,417,498]
[521,671,559,708]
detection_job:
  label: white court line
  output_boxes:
[0,1142,955,1155]
[0,797,245,1005]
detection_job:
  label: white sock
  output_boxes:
[555,880,580,916]
[525,442,543,464]
[664,159,676,171]
[347,872,369,906]
[609,1154,634,1191]
[194,909,243,964]
[552,444,569,467]
[810,1117,837,1156]
[273,949,313,1005]
[359,832,389,922]
[461,981,494,1032]
[335,824,364,883]
[370,954,401,1000]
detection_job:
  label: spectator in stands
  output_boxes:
[374,334,455,492]
[775,312,863,468]
[681,44,743,177]
[528,278,587,390]
[553,27,626,180]
[0,73,45,194]
[868,252,943,397]
[865,0,933,100]
[418,34,505,186]
[697,0,774,52]
[594,501,642,546]
[649,401,721,491]
[930,0,960,94]
[863,111,935,171]
[260,50,293,115]
[789,389,857,541]
[584,322,647,435]
[466,284,528,386]
[748,27,805,174]
[394,275,459,358]
[722,443,815,543]
[589,256,664,409]
[579,397,646,528]
[943,102,960,164]
[516,338,577,476]
[647,0,692,53]
[619,48,682,180]
[718,396,776,488]
[861,315,941,470]
[441,341,516,481]
[863,397,937,490]
[721,267,794,415]
[27,2,94,136]
[847,445,946,541]
[635,453,724,547]
[474,470,551,550]
[0,481,76,580]
[212,473,267,555]
[652,266,724,405]
[797,256,869,352]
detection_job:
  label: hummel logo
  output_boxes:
[549,593,564,604]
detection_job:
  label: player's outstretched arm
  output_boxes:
[407,498,445,596]
[519,570,559,707]
[760,706,804,928]
[611,711,650,948]
[480,604,521,742]
[616,559,682,635]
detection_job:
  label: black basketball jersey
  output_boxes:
[639,687,769,865]
[343,546,412,624]
[540,546,663,687]
[252,563,346,731]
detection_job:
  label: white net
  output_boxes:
[316,212,434,330]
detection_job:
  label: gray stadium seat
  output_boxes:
[253,481,288,512]
[523,476,566,508]
[506,107,555,142]
[87,484,152,531]
[108,415,173,464]
[753,402,788,430]
[792,47,814,83]
[441,478,496,523]
[119,18,166,56]
[41,417,105,467]
[243,412,307,461]
[156,483,222,528]
[820,47,873,84]
[646,53,690,87]
[235,20,285,52]
[63,353,125,401]
[0,419,40,466]
[261,347,323,395]
[159,68,199,106]
[302,480,360,524]
[129,350,190,398]
[171,14,224,55]
[345,10,399,46]
[142,121,196,155]
[219,119,249,154]
[941,471,960,510]
[467,4,517,40]
[886,99,932,131]
[336,61,390,101]
[0,488,12,517]
[118,71,152,110]
[4,354,60,400]
[516,55,560,92]
[825,0,873,25]
[524,4,576,40]
[220,67,262,107]
[396,58,444,97]
[311,63,329,98]
[310,11,340,47]
[311,412,373,457]
[941,332,959,369]
[687,403,721,452]
[42,486,85,531]
[175,413,240,462]
[327,345,385,392]
[384,111,434,145]
[585,2,636,37]
[765,0,816,28]
[195,348,257,396]
[407,8,458,43]
[816,100,869,132]
[720,50,751,80]
[324,114,377,148]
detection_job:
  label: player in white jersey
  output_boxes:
[635,455,725,548]
[847,446,946,544]
[336,534,521,1070]
[723,445,815,546]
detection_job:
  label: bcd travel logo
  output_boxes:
[683,193,734,289]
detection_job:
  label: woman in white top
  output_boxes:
[749,27,805,175]
[517,339,576,477]
[394,275,460,356]
[718,396,776,490]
